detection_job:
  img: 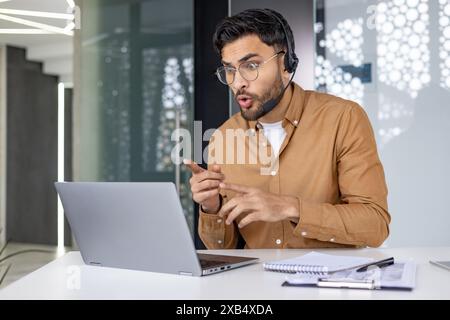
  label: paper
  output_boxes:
[285,260,416,290]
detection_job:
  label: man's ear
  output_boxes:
[280,61,291,84]
[279,50,291,74]
[282,72,291,86]
[276,50,291,84]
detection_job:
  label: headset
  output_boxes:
[252,9,299,114]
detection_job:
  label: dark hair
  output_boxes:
[213,8,295,56]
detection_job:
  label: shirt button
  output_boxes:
[330,238,335,242]
[275,239,282,245]
[301,231,308,237]
[217,240,223,244]
[293,120,299,126]
[217,219,222,223]
[271,171,277,176]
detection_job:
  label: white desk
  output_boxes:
[0,247,449,300]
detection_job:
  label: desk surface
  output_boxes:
[1,247,449,300]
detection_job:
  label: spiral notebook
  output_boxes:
[263,252,374,275]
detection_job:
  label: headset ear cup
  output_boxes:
[284,54,291,72]
[255,8,299,73]
[284,53,298,73]
[291,53,299,72]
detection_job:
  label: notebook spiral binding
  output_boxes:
[263,263,329,275]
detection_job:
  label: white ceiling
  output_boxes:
[0,0,194,84]
[0,0,74,83]
[0,0,72,47]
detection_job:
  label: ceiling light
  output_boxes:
[0,13,73,35]
[0,9,74,20]
[0,28,54,34]
[66,0,75,9]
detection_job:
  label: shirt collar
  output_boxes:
[247,82,306,131]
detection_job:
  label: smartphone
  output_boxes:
[429,260,450,271]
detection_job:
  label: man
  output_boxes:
[185,8,390,249]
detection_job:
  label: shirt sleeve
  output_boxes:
[198,192,239,249]
[293,103,391,248]
[197,131,239,249]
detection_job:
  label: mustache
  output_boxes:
[234,90,259,101]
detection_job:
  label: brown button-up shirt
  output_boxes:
[198,83,390,249]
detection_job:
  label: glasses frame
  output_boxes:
[215,51,285,85]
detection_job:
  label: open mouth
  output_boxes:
[237,95,254,109]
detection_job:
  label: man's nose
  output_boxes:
[232,70,249,92]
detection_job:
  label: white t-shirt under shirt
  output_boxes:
[259,121,286,157]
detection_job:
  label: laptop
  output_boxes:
[54,182,258,276]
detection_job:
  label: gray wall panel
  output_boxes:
[6,46,59,245]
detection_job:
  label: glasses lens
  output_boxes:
[216,67,235,85]
[239,62,259,81]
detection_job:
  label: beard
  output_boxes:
[235,75,285,121]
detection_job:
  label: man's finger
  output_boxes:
[218,196,239,217]
[219,182,255,194]
[183,159,205,174]
[193,188,219,204]
[225,203,253,225]
[191,179,221,194]
[210,164,222,173]
[238,213,259,229]
[218,195,247,217]
[196,170,225,183]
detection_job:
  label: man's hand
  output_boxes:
[218,183,300,228]
[184,159,224,214]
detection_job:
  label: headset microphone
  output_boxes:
[261,69,297,115]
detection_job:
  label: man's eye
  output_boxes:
[245,62,259,70]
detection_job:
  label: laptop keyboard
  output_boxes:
[199,259,228,269]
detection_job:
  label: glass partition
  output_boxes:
[314,0,450,246]
[76,0,194,231]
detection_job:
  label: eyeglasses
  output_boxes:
[215,51,284,85]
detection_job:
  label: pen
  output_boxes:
[356,257,395,273]
[317,278,376,290]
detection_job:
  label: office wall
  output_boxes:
[0,45,5,243]
[193,0,230,248]
[64,88,73,245]
[318,0,450,246]
[6,46,59,245]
